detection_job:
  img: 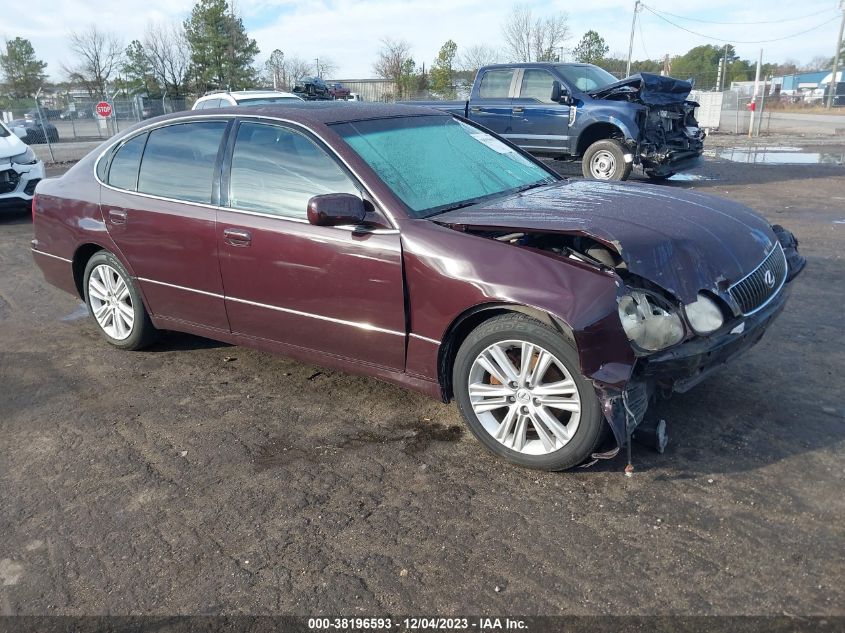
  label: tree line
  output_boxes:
[0,1,839,103]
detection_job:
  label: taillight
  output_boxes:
[31,193,37,223]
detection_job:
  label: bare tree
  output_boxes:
[285,56,313,88]
[458,44,501,75]
[64,26,123,97]
[502,5,569,62]
[373,37,412,86]
[144,22,190,97]
[314,56,337,79]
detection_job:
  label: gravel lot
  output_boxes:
[1,145,844,616]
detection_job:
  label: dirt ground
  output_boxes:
[1,143,843,617]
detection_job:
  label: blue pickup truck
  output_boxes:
[410,62,705,181]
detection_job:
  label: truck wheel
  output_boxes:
[582,139,632,181]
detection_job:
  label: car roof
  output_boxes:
[479,62,597,71]
[157,102,448,126]
[230,90,300,100]
[195,90,301,101]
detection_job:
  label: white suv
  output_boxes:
[192,90,303,110]
[0,120,45,211]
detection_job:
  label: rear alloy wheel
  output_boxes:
[582,139,632,181]
[453,314,605,470]
[83,251,156,350]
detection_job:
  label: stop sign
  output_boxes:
[95,101,113,117]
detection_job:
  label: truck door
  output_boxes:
[508,68,571,156]
[467,69,517,136]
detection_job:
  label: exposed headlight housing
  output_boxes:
[10,147,38,165]
[684,293,724,334]
[618,290,685,352]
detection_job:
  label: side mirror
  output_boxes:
[12,127,26,139]
[551,80,562,102]
[552,81,573,105]
[307,193,367,227]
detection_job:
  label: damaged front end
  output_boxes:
[452,224,805,453]
[590,72,706,176]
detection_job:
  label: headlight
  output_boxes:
[618,290,685,352]
[684,293,724,334]
[10,147,38,165]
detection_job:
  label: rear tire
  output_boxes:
[582,139,632,181]
[453,313,606,471]
[83,250,157,350]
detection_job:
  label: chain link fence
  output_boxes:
[1,93,193,146]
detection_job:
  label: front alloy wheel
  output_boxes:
[468,340,581,455]
[453,313,606,471]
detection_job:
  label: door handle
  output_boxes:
[107,209,127,225]
[512,106,525,114]
[223,228,252,247]
[469,107,482,113]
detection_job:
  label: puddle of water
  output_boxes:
[707,148,845,165]
[667,173,713,181]
[60,303,89,322]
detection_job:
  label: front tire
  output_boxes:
[83,251,157,350]
[582,139,632,181]
[453,313,606,471]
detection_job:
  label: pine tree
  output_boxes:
[430,40,458,98]
[184,0,259,93]
[0,37,47,98]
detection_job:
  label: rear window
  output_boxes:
[478,70,514,98]
[107,133,147,191]
[137,122,227,204]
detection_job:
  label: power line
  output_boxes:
[637,15,651,60]
[641,5,840,44]
[641,5,836,26]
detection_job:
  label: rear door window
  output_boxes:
[478,70,515,98]
[137,122,227,204]
[107,133,148,191]
[228,122,358,219]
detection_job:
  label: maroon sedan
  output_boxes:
[31,104,804,470]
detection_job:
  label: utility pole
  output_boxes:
[626,0,641,77]
[827,1,844,109]
[720,44,728,92]
[315,58,320,78]
[749,49,762,138]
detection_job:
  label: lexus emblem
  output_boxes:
[763,269,776,288]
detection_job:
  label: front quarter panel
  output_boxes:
[401,219,635,389]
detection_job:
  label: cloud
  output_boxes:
[3,0,839,82]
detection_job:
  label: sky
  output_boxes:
[4,0,843,82]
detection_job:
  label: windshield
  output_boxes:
[237,97,302,106]
[0,122,9,137]
[332,116,556,218]
[556,64,618,92]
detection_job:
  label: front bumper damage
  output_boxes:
[597,259,803,453]
[0,159,44,210]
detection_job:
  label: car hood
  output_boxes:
[0,130,26,160]
[433,180,776,304]
[589,72,693,105]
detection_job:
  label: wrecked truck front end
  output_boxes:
[588,72,706,177]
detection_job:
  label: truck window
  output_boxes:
[478,70,514,98]
[519,70,556,103]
